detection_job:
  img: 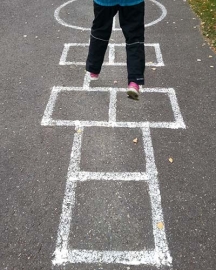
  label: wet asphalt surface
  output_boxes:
[1,0,216,269]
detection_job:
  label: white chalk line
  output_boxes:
[69,171,149,182]
[52,126,172,267]
[53,249,159,265]
[109,89,117,123]
[54,0,167,30]
[154,43,165,67]
[42,120,185,129]
[59,43,165,67]
[53,127,83,263]
[54,250,158,266]
[142,127,172,266]
[60,62,164,67]
[41,87,59,126]
[82,71,91,90]
[168,90,185,128]
[108,44,115,64]
[145,0,167,28]
[142,127,157,175]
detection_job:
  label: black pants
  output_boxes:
[86,1,145,85]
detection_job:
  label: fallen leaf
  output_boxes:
[77,129,82,133]
[169,157,173,163]
[157,222,164,230]
[133,138,138,144]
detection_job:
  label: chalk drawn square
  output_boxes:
[80,127,146,172]
[113,44,164,67]
[69,181,154,251]
[59,43,109,66]
[52,91,109,122]
[117,92,174,123]
[62,45,88,64]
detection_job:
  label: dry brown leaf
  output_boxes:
[169,157,174,163]
[157,222,164,230]
[133,138,138,144]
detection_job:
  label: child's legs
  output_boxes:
[119,2,145,85]
[86,2,118,74]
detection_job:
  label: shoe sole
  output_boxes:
[90,77,99,81]
[127,88,139,100]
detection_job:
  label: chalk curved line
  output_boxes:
[54,0,167,30]
[54,0,89,30]
[145,0,167,27]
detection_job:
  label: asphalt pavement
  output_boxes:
[1,0,216,269]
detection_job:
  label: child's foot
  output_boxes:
[127,82,139,100]
[90,72,99,80]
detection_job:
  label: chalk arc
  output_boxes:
[54,0,167,30]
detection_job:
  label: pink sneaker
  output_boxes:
[127,82,139,100]
[90,72,99,80]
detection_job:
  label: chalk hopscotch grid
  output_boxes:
[52,125,173,267]
[41,11,186,264]
[41,73,185,130]
[41,73,186,267]
[59,43,165,67]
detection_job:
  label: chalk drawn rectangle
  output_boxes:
[41,86,185,130]
[52,91,110,122]
[79,127,146,172]
[52,127,172,267]
[117,92,174,123]
[69,181,154,251]
[59,43,164,67]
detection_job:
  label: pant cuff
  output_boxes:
[86,64,101,74]
[128,78,145,85]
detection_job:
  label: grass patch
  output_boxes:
[189,0,216,51]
